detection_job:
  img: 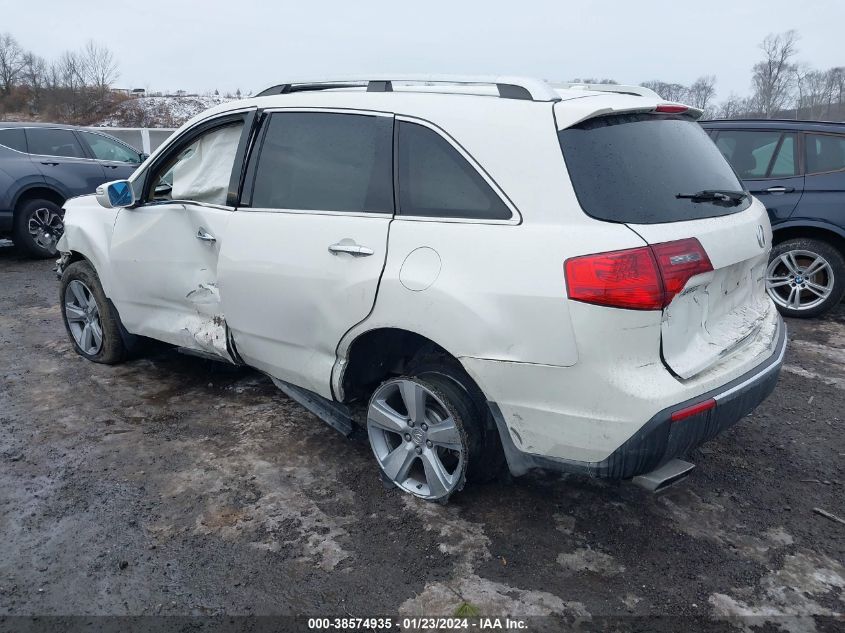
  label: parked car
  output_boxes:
[701,119,845,318]
[0,123,145,257]
[56,76,786,502]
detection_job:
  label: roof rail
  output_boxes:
[552,83,661,99]
[255,75,562,102]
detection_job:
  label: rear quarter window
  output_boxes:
[0,128,27,153]
[559,114,749,224]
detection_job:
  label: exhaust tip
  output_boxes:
[632,459,695,493]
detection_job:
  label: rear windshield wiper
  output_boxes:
[676,190,749,205]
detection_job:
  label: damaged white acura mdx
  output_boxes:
[57,76,786,502]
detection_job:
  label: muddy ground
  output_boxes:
[0,241,843,631]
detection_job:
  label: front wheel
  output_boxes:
[13,198,64,258]
[60,260,128,364]
[766,238,845,318]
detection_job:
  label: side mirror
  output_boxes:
[95,180,135,209]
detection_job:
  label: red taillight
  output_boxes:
[565,246,664,310]
[671,398,716,422]
[655,104,689,114]
[651,238,713,300]
[565,238,712,311]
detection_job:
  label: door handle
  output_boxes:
[196,227,216,243]
[765,186,794,194]
[105,165,119,169]
[40,161,59,166]
[328,242,374,257]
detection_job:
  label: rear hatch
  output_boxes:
[558,110,774,379]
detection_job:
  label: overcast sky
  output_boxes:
[5,0,842,101]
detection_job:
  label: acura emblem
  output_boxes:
[756,225,765,248]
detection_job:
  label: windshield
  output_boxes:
[558,114,750,224]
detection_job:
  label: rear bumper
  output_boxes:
[488,318,787,479]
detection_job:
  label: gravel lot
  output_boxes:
[1,241,843,630]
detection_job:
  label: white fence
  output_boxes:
[86,127,177,154]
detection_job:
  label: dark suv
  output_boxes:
[0,123,145,257]
[701,119,845,318]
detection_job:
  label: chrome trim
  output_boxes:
[242,207,389,218]
[713,320,787,402]
[261,106,393,118]
[328,242,374,257]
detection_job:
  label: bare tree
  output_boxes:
[751,30,799,117]
[567,77,618,85]
[688,75,717,115]
[20,51,46,113]
[641,80,690,103]
[0,32,26,95]
[80,40,117,97]
[795,66,834,119]
[716,93,750,119]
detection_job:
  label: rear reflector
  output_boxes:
[671,398,716,422]
[564,238,712,311]
[655,104,689,114]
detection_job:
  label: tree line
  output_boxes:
[576,31,842,120]
[0,29,842,125]
[0,34,119,122]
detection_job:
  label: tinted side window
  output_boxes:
[251,112,392,213]
[80,131,141,163]
[713,130,787,178]
[806,134,845,174]
[26,128,86,158]
[769,133,797,177]
[397,121,510,220]
[0,128,26,152]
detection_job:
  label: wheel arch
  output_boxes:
[335,327,482,404]
[772,221,845,254]
[12,185,66,215]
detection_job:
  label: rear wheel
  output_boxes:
[60,260,128,364]
[766,238,845,318]
[366,354,504,502]
[13,198,64,258]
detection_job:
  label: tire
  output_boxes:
[767,238,845,319]
[406,352,505,484]
[366,352,505,502]
[60,260,128,364]
[13,198,64,258]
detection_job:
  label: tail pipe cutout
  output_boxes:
[632,459,696,493]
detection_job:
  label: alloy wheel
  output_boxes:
[766,249,835,312]
[367,378,466,501]
[27,206,64,253]
[64,280,103,355]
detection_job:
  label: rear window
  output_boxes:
[559,114,749,224]
[26,128,86,159]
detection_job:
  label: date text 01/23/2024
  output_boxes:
[307,617,529,630]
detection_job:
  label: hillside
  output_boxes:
[94,94,239,128]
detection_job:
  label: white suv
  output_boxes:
[56,76,786,502]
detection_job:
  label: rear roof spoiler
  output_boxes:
[551,83,662,98]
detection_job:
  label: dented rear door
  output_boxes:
[219,110,395,398]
